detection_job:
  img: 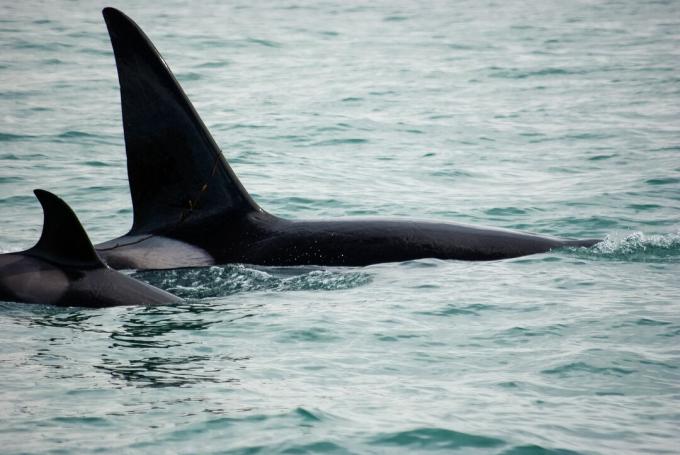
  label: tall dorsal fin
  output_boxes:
[102,7,260,235]
[28,190,104,269]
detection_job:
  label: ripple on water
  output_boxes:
[0,176,23,184]
[311,138,369,146]
[276,327,341,343]
[0,132,37,141]
[245,37,282,48]
[645,177,680,186]
[371,428,505,450]
[487,66,583,79]
[416,303,498,317]
[542,361,635,378]
[0,152,47,160]
[501,445,583,455]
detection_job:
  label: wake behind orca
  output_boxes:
[95,8,600,270]
[0,190,180,307]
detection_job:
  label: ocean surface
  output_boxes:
[1,0,679,453]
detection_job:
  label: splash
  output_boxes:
[134,265,372,299]
[576,231,680,262]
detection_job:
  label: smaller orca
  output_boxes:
[96,8,600,270]
[0,190,181,307]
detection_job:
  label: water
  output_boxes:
[1,0,679,453]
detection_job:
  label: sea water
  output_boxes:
[1,0,679,453]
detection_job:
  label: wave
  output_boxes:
[487,66,584,79]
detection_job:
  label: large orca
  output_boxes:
[0,190,181,307]
[95,8,600,270]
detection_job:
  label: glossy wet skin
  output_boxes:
[97,212,599,270]
[0,252,180,308]
[232,216,600,266]
[0,254,70,304]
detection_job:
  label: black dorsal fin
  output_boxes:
[28,190,105,268]
[102,7,260,235]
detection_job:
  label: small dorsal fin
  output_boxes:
[28,190,104,268]
[102,8,261,236]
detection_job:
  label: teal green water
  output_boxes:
[1,0,679,453]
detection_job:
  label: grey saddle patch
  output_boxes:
[0,255,69,304]
[96,235,215,270]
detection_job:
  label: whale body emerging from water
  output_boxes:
[0,190,180,307]
[95,8,600,270]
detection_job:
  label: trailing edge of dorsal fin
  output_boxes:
[28,190,105,269]
[102,7,260,235]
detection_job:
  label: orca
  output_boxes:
[0,190,181,307]
[95,8,600,270]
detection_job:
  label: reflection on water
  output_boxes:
[26,306,104,332]
[94,354,241,388]
[2,262,346,389]
[104,300,257,388]
[97,301,251,387]
[7,294,259,389]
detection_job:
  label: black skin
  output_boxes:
[223,215,600,266]
[0,190,180,307]
[0,254,180,307]
[95,8,600,271]
[98,210,599,270]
